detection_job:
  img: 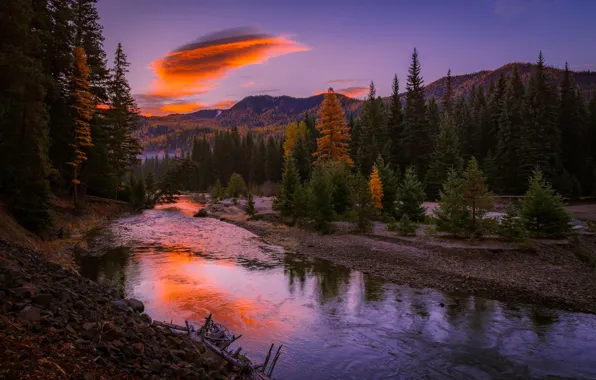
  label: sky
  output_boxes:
[96,0,596,116]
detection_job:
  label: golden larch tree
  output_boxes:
[369,165,383,210]
[68,47,95,207]
[283,121,309,159]
[314,88,353,165]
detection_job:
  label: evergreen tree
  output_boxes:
[251,138,267,184]
[274,158,300,217]
[426,97,440,143]
[265,136,283,182]
[520,170,571,238]
[0,0,52,231]
[424,113,463,200]
[434,169,469,237]
[497,64,525,194]
[351,173,375,232]
[358,82,386,173]
[387,75,404,169]
[73,0,109,102]
[497,204,528,242]
[454,95,474,160]
[462,157,493,234]
[107,43,142,197]
[369,164,383,211]
[309,163,334,232]
[396,166,426,222]
[403,48,431,178]
[314,88,353,165]
[328,162,352,215]
[559,62,586,196]
[245,191,256,216]
[375,156,399,218]
[519,52,560,187]
[442,69,454,115]
[69,47,95,207]
[292,133,312,183]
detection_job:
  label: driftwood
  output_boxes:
[153,315,281,380]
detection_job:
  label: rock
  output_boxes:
[439,302,445,307]
[133,342,145,354]
[19,305,41,322]
[82,322,97,331]
[32,293,53,308]
[96,342,110,355]
[125,298,144,313]
[193,208,208,217]
[111,300,129,312]
[102,322,123,341]
[151,362,163,374]
[11,284,35,299]
[139,313,152,324]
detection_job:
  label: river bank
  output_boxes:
[205,197,596,315]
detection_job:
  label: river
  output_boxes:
[78,196,596,379]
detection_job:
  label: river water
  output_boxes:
[78,196,596,379]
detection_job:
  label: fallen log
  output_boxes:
[153,320,188,331]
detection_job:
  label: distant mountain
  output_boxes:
[138,63,596,153]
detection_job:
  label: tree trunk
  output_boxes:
[73,166,79,209]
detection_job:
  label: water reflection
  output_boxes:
[78,196,596,380]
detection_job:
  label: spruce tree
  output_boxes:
[274,158,300,217]
[245,191,256,217]
[375,155,399,218]
[519,52,560,187]
[69,47,95,207]
[328,162,352,215]
[387,74,404,169]
[434,169,469,237]
[403,48,431,178]
[265,136,283,182]
[396,166,426,222]
[497,204,528,242]
[424,113,463,200]
[352,173,375,232]
[309,163,334,232]
[520,170,571,238]
[107,42,142,196]
[426,97,440,143]
[358,82,386,173]
[442,69,454,115]
[462,157,493,235]
[497,64,525,194]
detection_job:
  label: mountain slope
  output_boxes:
[138,63,596,153]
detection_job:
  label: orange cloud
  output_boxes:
[211,100,236,109]
[312,86,368,98]
[148,28,309,99]
[241,81,255,87]
[160,102,205,114]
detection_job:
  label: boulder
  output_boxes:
[125,298,144,313]
[193,208,208,218]
[32,293,53,308]
[111,299,129,312]
[139,313,152,324]
[19,305,41,322]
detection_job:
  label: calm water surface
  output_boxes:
[78,196,596,380]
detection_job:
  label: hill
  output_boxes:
[138,63,596,153]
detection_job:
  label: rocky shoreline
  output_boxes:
[219,216,596,315]
[0,237,236,379]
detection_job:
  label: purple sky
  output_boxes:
[96,0,596,115]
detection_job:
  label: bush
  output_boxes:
[386,217,398,232]
[520,170,571,238]
[396,166,426,222]
[226,173,246,198]
[396,214,417,236]
[497,205,528,242]
[210,179,224,200]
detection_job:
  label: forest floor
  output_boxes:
[204,195,596,315]
[0,197,237,379]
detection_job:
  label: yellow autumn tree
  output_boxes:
[283,121,309,159]
[369,165,383,210]
[313,88,353,165]
[68,47,95,207]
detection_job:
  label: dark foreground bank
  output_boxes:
[0,237,235,380]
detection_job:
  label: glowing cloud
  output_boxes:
[148,27,309,98]
[211,100,236,109]
[161,102,205,114]
[242,81,255,87]
[313,86,368,98]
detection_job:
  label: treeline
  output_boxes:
[0,0,141,231]
[352,50,596,198]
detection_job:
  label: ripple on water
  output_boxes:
[78,196,596,380]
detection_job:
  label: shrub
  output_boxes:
[396,214,417,236]
[386,217,398,232]
[226,173,246,198]
[497,205,528,242]
[210,179,224,200]
[520,170,571,238]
